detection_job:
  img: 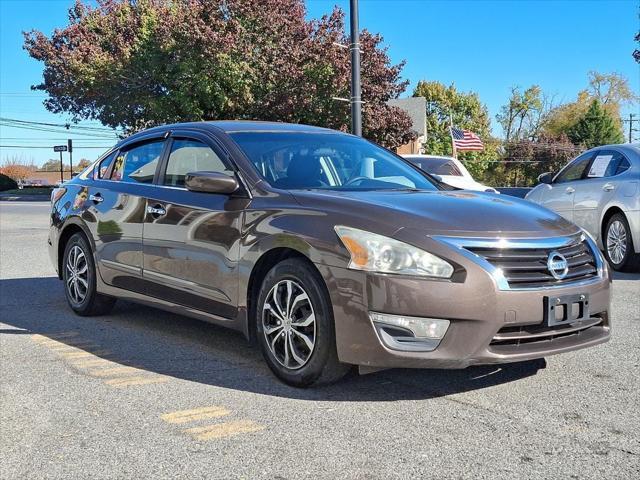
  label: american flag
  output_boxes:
[450,127,484,151]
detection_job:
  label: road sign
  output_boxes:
[53,145,68,152]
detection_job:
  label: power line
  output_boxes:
[0,122,118,139]
[0,137,110,142]
[0,117,118,133]
[0,145,110,149]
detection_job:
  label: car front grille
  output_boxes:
[465,237,598,289]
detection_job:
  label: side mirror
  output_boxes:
[538,172,554,184]
[185,171,239,194]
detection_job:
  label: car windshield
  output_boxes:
[410,158,463,177]
[230,132,438,191]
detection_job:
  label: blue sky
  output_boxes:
[1,0,638,166]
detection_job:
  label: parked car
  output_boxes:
[525,144,640,272]
[403,154,498,193]
[49,122,611,387]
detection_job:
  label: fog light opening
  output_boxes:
[369,312,450,352]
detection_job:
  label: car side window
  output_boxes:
[94,151,117,180]
[111,141,165,183]
[586,152,631,178]
[555,153,593,183]
[164,138,232,188]
[615,158,631,175]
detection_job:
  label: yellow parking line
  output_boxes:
[184,420,265,441]
[87,366,142,378]
[32,332,80,342]
[105,376,168,388]
[161,406,231,424]
[49,342,97,351]
[70,358,115,368]
[39,338,87,345]
[60,350,112,359]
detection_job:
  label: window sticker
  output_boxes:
[587,155,613,178]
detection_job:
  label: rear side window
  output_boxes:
[163,139,232,188]
[94,152,116,180]
[414,159,462,176]
[615,158,631,175]
[111,141,164,183]
[587,151,631,178]
[555,153,593,183]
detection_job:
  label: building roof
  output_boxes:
[387,97,427,136]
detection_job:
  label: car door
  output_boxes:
[90,136,168,292]
[537,151,594,221]
[573,150,632,239]
[141,130,250,319]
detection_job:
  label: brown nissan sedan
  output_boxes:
[48,121,611,386]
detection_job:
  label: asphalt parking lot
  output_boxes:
[1,201,639,479]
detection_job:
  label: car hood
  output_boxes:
[290,189,579,238]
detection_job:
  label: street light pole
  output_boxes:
[349,0,362,136]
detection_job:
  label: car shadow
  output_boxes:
[611,271,640,281]
[1,276,548,401]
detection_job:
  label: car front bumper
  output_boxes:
[319,240,611,369]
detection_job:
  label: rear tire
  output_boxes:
[603,213,640,272]
[62,232,116,316]
[256,258,350,387]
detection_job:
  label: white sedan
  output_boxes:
[403,155,498,193]
[525,144,640,272]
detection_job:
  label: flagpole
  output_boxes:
[449,111,457,159]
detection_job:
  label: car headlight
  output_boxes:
[334,226,454,278]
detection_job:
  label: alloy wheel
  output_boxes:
[262,279,316,370]
[66,245,89,304]
[607,220,627,265]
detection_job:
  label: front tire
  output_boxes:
[62,232,116,316]
[256,258,350,387]
[604,213,640,272]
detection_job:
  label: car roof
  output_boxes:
[118,120,337,146]
[588,143,640,158]
[208,120,335,134]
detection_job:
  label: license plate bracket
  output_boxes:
[544,293,590,327]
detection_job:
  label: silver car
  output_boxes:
[526,144,640,271]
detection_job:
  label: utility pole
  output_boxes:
[349,0,362,136]
[622,113,638,143]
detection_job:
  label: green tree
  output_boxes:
[567,99,624,148]
[543,72,635,138]
[75,158,91,171]
[413,80,497,180]
[588,71,638,108]
[496,85,549,142]
[40,159,69,171]
[23,0,415,148]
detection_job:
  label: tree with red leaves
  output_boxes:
[23,0,415,148]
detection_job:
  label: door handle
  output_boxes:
[565,187,575,194]
[603,183,615,192]
[147,204,166,217]
[89,193,104,203]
